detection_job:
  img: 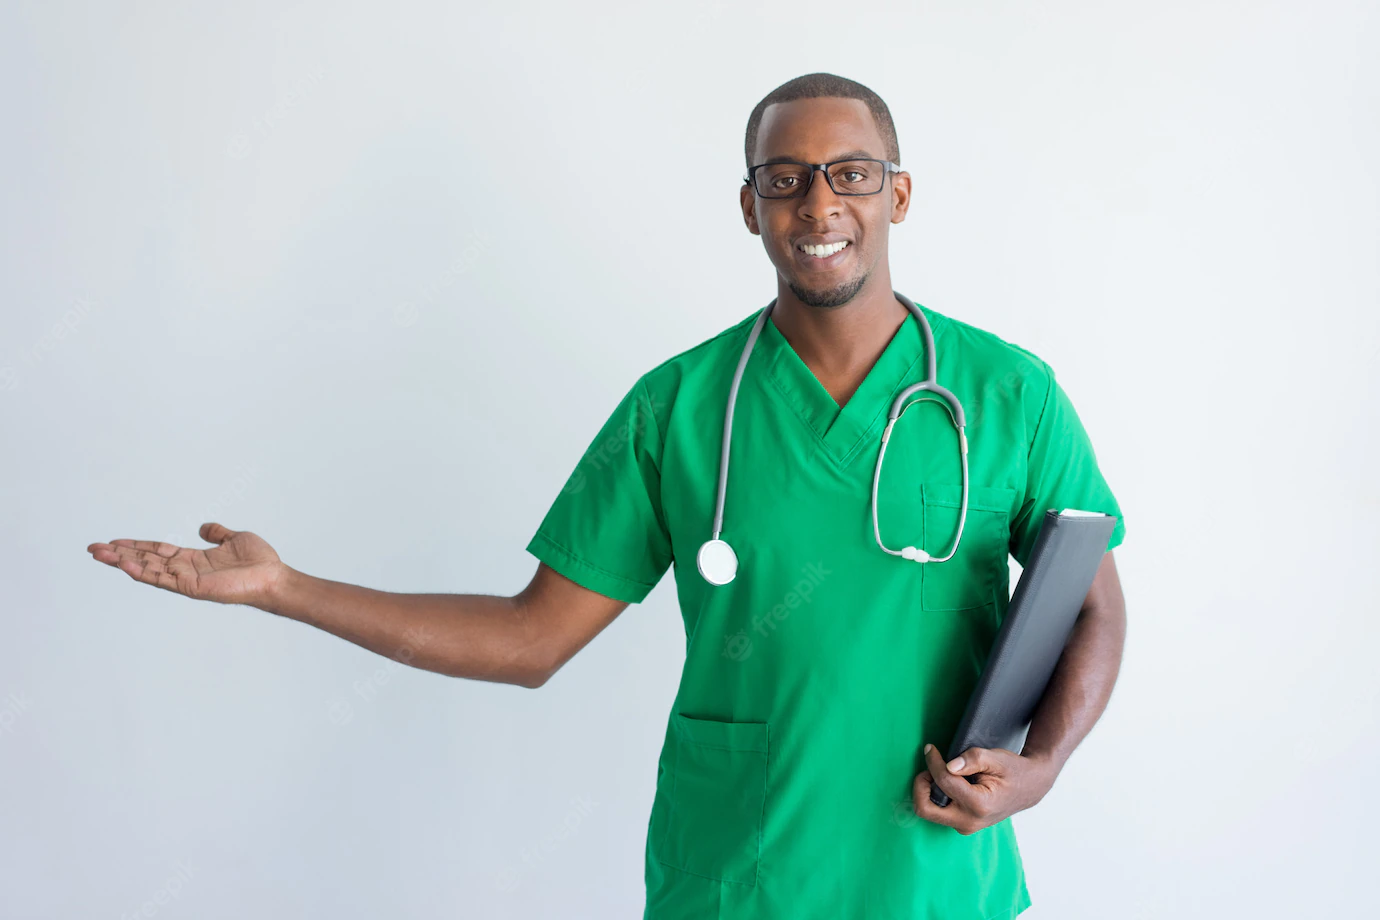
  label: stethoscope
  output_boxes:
[696,291,970,586]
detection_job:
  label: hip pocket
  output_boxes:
[657,714,769,886]
[921,483,1016,612]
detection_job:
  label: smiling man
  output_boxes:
[88,73,1126,919]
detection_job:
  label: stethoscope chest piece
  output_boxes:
[696,538,738,586]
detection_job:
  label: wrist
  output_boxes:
[1021,746,1067,782]
[257,563,303,616]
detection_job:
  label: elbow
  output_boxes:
[436,646,553,689]
[444,660,550,689]
[515,643,579,689]
[510,648,559,689]
[505,595,563,689]
[514,663,552,689]
[449,653,552,689]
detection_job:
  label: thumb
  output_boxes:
[945,747,998,777]
[199,522,238,545]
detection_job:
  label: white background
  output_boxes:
[2,2,1376,917]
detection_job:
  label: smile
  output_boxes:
[797,241,850,258]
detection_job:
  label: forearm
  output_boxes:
[260,565,549,688]
[1020,596,1126,772]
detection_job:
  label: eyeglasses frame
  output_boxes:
[743,157,902,199]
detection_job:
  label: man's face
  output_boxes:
[740,96,911,309]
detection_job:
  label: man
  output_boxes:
[88,72,1126,919]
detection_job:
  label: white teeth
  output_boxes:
[799,241,849,257]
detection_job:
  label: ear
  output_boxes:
[740,183,761,236]
[890,169,912,224]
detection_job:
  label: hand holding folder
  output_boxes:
[929,509,1118,808]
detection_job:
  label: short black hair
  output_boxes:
[744,73,900,172]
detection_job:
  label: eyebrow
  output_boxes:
[758,149,880,166]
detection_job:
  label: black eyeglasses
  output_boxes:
[744,157,901,199]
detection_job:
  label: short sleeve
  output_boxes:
[1009,363,1126,568]
[525,376,674,604]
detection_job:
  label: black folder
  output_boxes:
[930,509,1118,807]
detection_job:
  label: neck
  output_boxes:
[771,272,908,384]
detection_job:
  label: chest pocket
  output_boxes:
[920,483,1016,612]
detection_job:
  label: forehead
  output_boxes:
[753,96,885,164]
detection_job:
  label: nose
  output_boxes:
[798,165,842,220]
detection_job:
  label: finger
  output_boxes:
[146,566,182,592]
[116,553,166,579]
[89,544,138,566]
[924,743,979,809]
[109,539,180,558]
[911,771,964,829]
[946,746,1003,778]
[96,545,177,569]
[199,522,237,545]
[88,544,123,564]
[123,556,181,593]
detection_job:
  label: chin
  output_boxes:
[787,272,868,309]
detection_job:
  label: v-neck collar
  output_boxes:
[755,299,948,468]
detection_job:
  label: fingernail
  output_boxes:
[948,757,965,772]
[924,743,933,754]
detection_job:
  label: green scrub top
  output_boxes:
[526,298,1125,920]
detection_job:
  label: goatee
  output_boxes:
[788,272,868,309]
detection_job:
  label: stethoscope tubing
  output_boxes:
[710,304,773,542]
[701,291,968,584]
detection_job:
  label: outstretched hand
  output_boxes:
[87,522,287,607]
[911,742,1058,835]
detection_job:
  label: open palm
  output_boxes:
[87,522,286,606]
